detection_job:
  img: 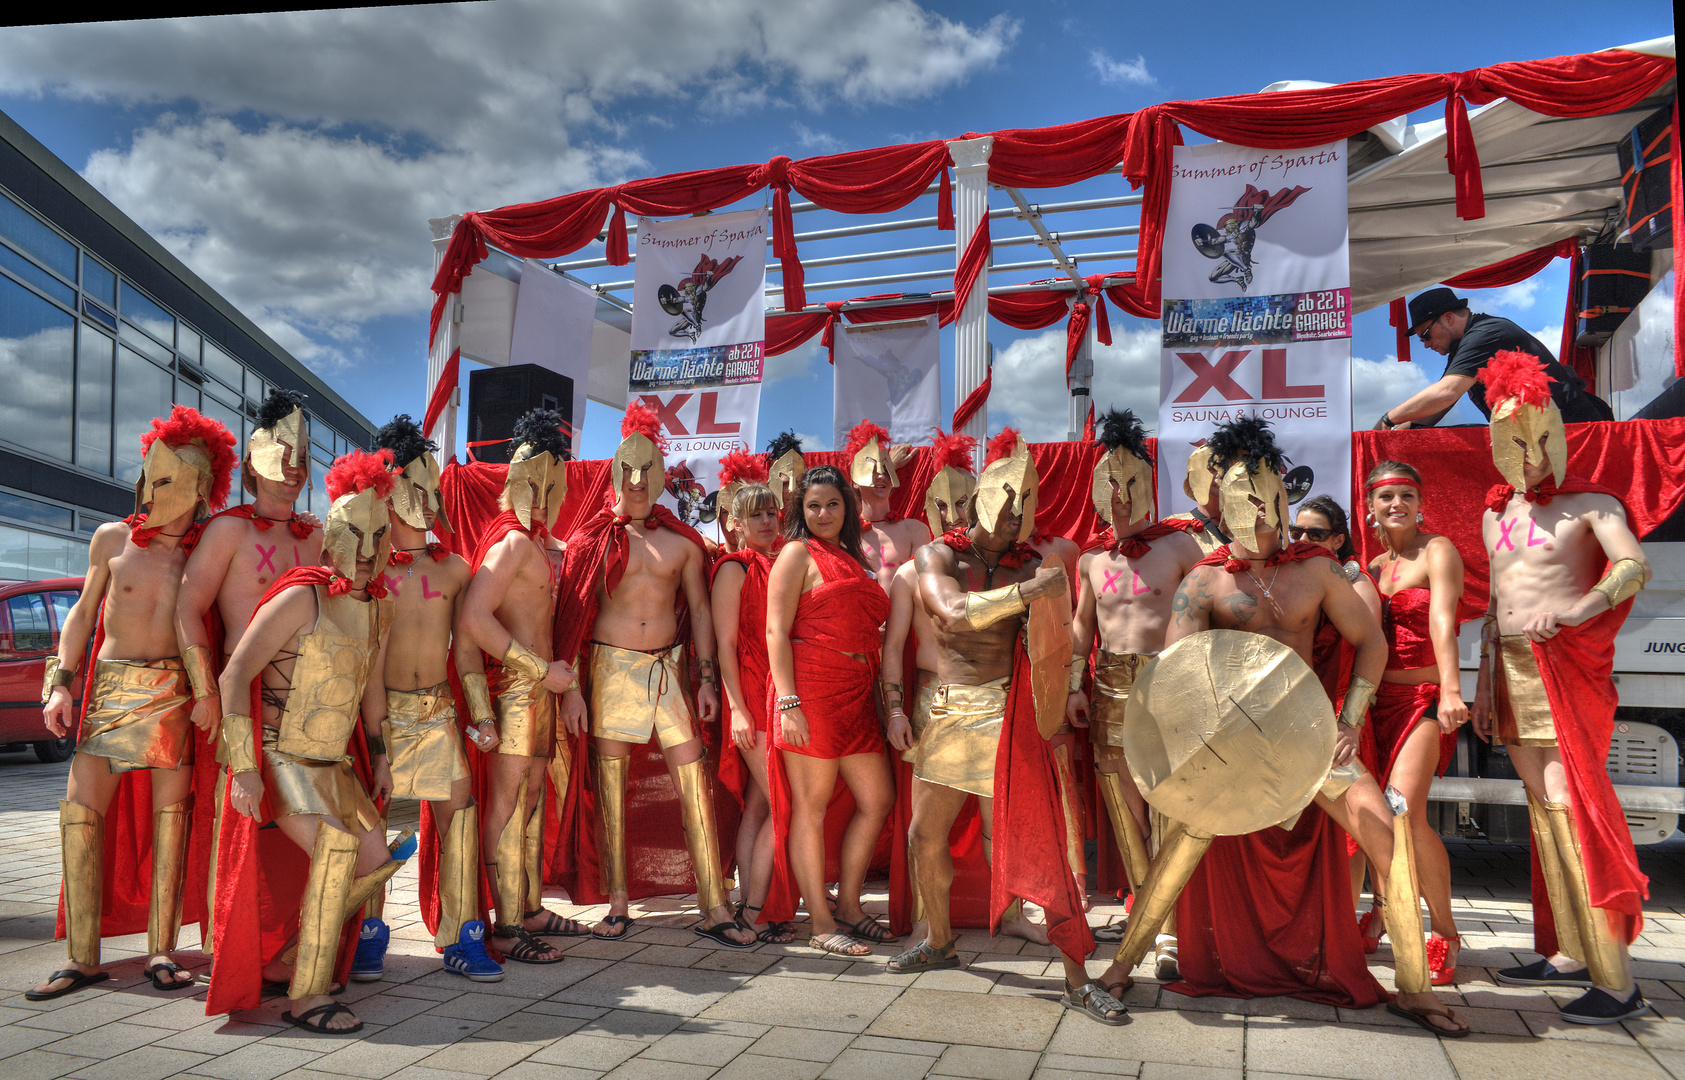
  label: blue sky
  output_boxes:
[0,2,1674,461]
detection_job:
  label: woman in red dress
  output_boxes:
[766,466,894,955]
[711,483,793,944]
[1364,461,1466,984]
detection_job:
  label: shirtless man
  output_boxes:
[218,450,412,1033]
[887,432,1125,1024]
[175,390,323,947]
[1066,410,1202,965]
[458,410,578,965]
[1164,442,1229,557]
[845,421,932,592]
[1093,418,1467,1036]
[29,408,236,1001]
[557,405,752,946]
[353,416,503,982]
[1474,350,1652,1024]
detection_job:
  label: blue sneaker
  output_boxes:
[350,917,389,982]
[443,921,505,982]
[389,828,418,862]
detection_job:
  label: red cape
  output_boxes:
[1091,516,1200,558]
[1195,540,1337,573]
[206,565,370,1015]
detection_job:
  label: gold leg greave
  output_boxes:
[1527,793,1585,964]
[908,843,925,925]
[1382,803,1430,995]
[522,783,546,916]
[205,774,223,954]
[490,775,529,930]
[1096,770,1151,894]
[362,815,387,921]
[436,803,478,947]
[1150,808,1178,937]
[1052,740,1085,876]
[1544,799,1632,992]
[594,752,629,897]
[674,757,729,914]
[148,799,191,956]
[1113,822,1209,971]
[343,849,408,921]
[290,821,358,1001]
[60,800,104,968]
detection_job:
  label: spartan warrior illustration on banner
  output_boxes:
[659,253,745,342]
[1191,183,1311,292]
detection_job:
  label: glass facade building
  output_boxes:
[0,109,376,581]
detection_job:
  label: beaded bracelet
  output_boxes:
[777,697,803,713]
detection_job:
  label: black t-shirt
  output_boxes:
[1443,313,1610,422]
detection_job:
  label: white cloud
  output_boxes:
[763,337,821,384]
[1492,279,1540,311]
[792,123,845,154]
[989,324,1159,442]
[1350,355,1431,428]
[1089,49,1155,87]
[1532,324,1565,358]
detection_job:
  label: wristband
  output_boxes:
[1068,661,1086,693]
[222,713,259,774]
[964,583,1027,630]
[365,733,387,758]
[1591,558,1645,608]
[41,657,76,705]
[461,672,496,725]
[183,644,218,702]
[502,639,549,681]
[778,697,802,713]
[1339,675,1377,731]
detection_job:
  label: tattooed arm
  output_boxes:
[1163,566,1216,648]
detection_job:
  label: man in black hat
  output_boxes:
[1373,287,1611,430]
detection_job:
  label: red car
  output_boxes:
[0,577,86,763]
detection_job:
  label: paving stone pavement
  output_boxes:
[1,751,1681,1080]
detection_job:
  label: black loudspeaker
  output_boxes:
[467,364,573,464]
[1619,103,1673,254]
[1575,245,1652,348]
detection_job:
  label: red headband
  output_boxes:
[1365,475,1421,495]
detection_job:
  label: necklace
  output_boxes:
[1242,562,1280,600]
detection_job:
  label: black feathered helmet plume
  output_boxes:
[504,408,569,533]
[376,413,449,533]
[247,388,309,486]
[1206,417,1288,552]
[1091,408,1155,525]
[765,429,806,510]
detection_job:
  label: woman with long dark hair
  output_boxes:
[1364,460,1465,985]
[764,466,895,955]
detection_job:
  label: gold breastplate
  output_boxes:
[276,585,391,760]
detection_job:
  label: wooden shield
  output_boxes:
[1026,594,1073,740]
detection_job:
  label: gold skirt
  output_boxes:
[384,682,469,801]
[491,662,556,758]
[1495,635,1557,747]
[589,642,695,749]
[1090,650,1150,763]
[262,727,379,831]
[79,658,193,773]
[902,673,938,764]
[914,679,1007,798]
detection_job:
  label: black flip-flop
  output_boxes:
[592,914,635,940]
[1386,1001,1471,1038]
[146,962,198,991]
[283,1000,364,1034]
[523,909,592,937]
[695,921,757,949]
[25,968,109,1001]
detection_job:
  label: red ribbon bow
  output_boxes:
[940,526,1034,568]
[1486,479,1559,512]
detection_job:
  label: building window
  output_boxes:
[114,345,173,485]
[0,189,76,284]
[82,255,116,308]
[76,326,114,475]
[0,523,88,581]
[0,273,75,463]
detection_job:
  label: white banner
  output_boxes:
[510,261,596,447]
[630,207,767,530]
[1156,141,1351,519]
[831,315,941,450]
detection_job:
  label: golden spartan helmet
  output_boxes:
[769,448,806,509]
[974,436,1038,544]
[612,432,664,497]
[924,467,976,537]
[1218,458,1288,553]
[849,435,897,490]
[134,439,213,526]
[324,486,393,583]
[1092,446,1154,526]
[506,442,568,533]
[1490,397,1567,491]
[1184,444,1217,507]
[389,451,451,533]
[248,405,307,484]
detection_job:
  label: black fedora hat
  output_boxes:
[1407,287,1466,332]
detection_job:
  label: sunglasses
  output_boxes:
[1288,525,1333,542]
[1415,316,1439,344]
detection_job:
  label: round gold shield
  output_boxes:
[1122,629,1334,836]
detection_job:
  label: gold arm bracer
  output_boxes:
[461,672,496,725]
[1591,558,1646,608]
[502,639,549,682]
[1339,674,1377,731]
[964,583,1026,630]
[222,713,260,774]
[42,657,76,705]
[183,644,218,702]
[1068,659,1086,693]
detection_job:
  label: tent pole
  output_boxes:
[947,136,994,467]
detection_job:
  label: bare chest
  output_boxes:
[1091,549,1181,613]
[1207,568,1322,638]
[862,522,921,582]
[232,525,320,594]
[381,562,458,620]
[1486,506,1580,574]
[616,531,686,593]
[105,544,187,619]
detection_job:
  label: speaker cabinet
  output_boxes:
[467,364,574,464]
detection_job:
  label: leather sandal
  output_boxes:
[887,938,959,973]
[494,926,565,964]
[1065,980,1128,1025]
[809,931,870,957]
[25,968,108,1001]
[283,1000,364,1034]
[523,909,590,937]
[843,916,894,944]
[146,961,197,991]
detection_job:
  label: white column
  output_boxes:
[427,216,462,461]
[946,136,993,470]
[1067,296,1094,440]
